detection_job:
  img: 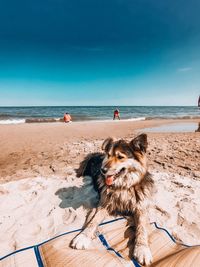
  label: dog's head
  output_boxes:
[101,134,148,187]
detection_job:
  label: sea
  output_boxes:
[0,106,199,124]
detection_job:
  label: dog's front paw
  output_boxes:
[133,245,153,266]
[71,233,92,250]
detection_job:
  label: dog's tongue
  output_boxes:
[105,175,114,186]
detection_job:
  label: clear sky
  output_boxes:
[0,0,200,106]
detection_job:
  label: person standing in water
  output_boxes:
[63,112,72,123]
[113,108,120,120]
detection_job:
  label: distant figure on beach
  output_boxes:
[113,108,120,120]
[195,122,200,132]
[63,112,72,123]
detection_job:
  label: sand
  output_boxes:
[0,119,200,258]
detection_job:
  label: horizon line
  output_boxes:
[0,105,197,108]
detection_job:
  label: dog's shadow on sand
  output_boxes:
[55,175,99,210]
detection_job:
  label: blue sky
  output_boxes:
[0,0,200,106]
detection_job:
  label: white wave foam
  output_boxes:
[0,119,26,125]
[123,117,146,122]
[75,117,146,123]
[0,117,146,125]
[100,117,146,123]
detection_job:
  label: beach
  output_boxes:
[0,118,200,258]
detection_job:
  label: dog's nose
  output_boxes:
[101,168,107,175]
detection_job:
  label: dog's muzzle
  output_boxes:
[101,167,126,186]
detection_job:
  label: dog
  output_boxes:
[71,134,154,266]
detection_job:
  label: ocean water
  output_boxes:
[0,106,199,124]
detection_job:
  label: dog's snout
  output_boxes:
[101,168,107,175]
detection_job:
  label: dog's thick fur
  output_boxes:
[71,134,154,266]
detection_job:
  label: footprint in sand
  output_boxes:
[155,205,171,219]
[1,238,17,256]
[14,223,41,249]
[39,217,55,234]
[18,183,32,191]
[0,186,9,195]
[62,208,78,225]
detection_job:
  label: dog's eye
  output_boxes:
[117,154,124,160]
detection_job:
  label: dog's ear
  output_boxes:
[129,133,148,153]
[102,137,114,152]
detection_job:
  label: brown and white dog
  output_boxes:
[71,134,154,266]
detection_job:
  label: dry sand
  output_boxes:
[0,119,200,258]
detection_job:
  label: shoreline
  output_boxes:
[0,117,199,125]
[0,116,200,125]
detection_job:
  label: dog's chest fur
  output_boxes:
[97,172,154,215]
[100,184,138,214]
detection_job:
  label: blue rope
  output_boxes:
[152,222,200,248]
[98,233,123,258]
[131,258,141,267]
[97,232,141,267]
[0,246,35,261]
[34,246,44,267]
